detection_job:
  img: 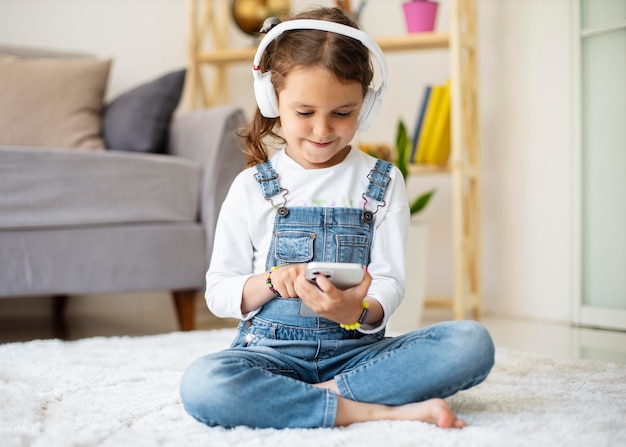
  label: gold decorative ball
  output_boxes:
[231,0,291,35]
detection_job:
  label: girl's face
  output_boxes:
[277,66,363,169]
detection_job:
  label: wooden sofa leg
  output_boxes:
[172,290,197,331]
[52,295,69,339]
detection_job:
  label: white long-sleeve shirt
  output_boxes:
[205,147,410,333]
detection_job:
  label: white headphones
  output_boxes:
[252,19,388,131]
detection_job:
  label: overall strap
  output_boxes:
[364,159,393,201]
[254,160,289,217]
[362,159,393,223]
[254,161,281,198]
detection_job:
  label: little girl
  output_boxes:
[180,7,494,430]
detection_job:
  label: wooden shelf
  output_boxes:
[196,47,255,65]
[376,32,449,52]
[195,32,449,65]
[408,163,452,175]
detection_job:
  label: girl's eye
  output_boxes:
[295,110,353,118]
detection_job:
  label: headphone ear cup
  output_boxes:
[254,71,280,118]
[357,87,381,131]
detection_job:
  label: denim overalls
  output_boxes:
[180,158,495,429]
[242,158,392,342]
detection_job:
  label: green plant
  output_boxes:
[395,119,436,216]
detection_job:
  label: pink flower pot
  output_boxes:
[402,0,439,33]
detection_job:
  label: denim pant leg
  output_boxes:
[179,347,338,429]
[333,320,495,405]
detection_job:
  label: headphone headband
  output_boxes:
[253,19,387,86]
[251,19,387,130]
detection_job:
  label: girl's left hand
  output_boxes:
[294,269,372,325]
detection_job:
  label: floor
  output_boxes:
[1,293,625,365]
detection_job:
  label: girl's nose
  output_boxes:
[313,116,332,138]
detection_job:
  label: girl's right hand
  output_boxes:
[267,264,307,298]
[241,264,305,314]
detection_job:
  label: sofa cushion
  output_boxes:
[103,69,186,153]
[0,54,111,149]
[0,224,206,296]
[0,146,201,229]
[0,45,93,58]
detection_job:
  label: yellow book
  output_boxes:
[415,84,443,164]
[428,80,451,165]
[432,112,451,164]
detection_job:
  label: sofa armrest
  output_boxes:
[168,106,246,266]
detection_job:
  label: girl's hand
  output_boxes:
[268,264,307,298]
[294,269,373,325]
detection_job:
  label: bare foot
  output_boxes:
[383,398,467,429]
[314,379,465,429]
[333,394,465,429]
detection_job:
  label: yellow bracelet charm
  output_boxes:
[340,300,369,330]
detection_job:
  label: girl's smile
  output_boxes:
[278,66,363,169]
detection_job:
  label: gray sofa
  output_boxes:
[0,46,246,333]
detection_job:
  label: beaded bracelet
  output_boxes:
[340,300,369,330]
[266,266,281,297]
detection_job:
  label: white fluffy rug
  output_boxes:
[1,328,625,447]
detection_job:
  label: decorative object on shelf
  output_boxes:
[402,0,439,33]
[395,119,436,215]
[231,0,291,36]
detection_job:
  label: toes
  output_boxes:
[453,418,467,429]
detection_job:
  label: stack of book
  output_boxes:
[410,80,451,165]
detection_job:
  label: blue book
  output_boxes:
[410,85,432,163]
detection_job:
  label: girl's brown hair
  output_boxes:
[240,7,374,166]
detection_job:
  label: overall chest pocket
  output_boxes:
[336,234,370,265]
[274,231,316,263]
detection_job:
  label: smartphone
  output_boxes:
[299,262,365,317]
[305,262,365,289]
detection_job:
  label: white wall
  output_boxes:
[0,0,575,323]
[478,0,573,322]
[0,0,188,99]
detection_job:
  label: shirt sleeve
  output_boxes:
[204,170,259,320]
[358,165,410,334]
